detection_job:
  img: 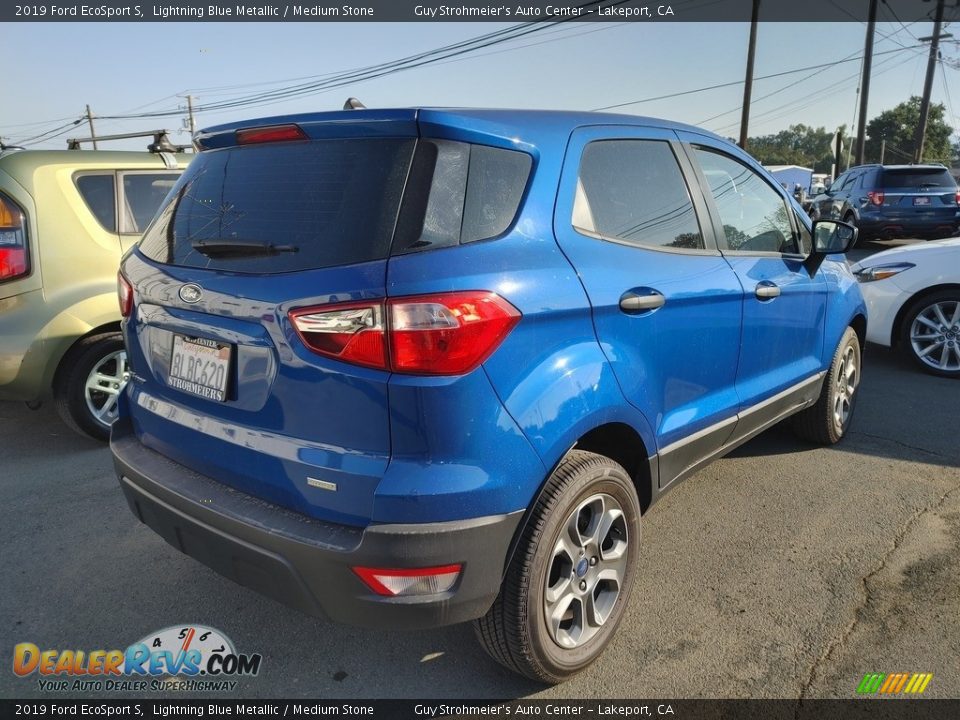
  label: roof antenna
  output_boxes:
[343,97,366,110]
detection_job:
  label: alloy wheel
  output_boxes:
[833,343,859,429]
[84,350,130,427]
[910,300,960,373]
[544,492,629,649]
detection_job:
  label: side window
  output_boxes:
[75,173,116,232]
[694,148,799,255]
[120,173,180,234]
[392,140,531,253]
[573,139,704,250]
[841,172,860,191]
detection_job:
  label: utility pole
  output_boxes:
[738,0,761,149]
[880,138,886,163]
[914,0,947,162]
[186,95,196,137]
[855,0,878,166]
[85,105,98,150]
[835,130,843,179]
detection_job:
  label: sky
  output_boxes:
[2,20,958,152]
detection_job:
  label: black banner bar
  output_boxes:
[3,0,957,23]
[3,700,960,720]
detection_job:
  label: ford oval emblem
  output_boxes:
[179,283,203,304]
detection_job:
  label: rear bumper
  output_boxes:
[856,215,958,239]
[111,417,522,629]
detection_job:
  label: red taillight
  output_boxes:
[289,301,386,370]
[955,190,960,206]
[867,190,884,206]
[389,292,520,375]
[118,272,133,318]
[0,192,29,282]
[353,564,462,597]
[288,291,520,375]
[0,247,27,281]
[235,124,307,145]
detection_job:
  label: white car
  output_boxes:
[850,237,960,378]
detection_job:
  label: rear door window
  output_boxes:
[139,138,415,273]
[572,139,704,250]
[75,173,117,232]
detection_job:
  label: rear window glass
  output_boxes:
[75,174,116,232]
[139,138,415,273]
[882,168,956,189]
[392,140,531,253]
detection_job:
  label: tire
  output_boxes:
[792,326,861,445]
[899,289,960,378]
[54,332,129,441]
[474,450,641,683]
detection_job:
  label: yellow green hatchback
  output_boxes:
[0,148,189,439]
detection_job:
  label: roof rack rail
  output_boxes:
[66,129,191,153]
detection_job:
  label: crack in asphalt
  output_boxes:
[849,429,955,462]
[794,480,960,712]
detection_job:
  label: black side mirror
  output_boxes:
[804,220,858,274]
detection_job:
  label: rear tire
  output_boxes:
[474,450,640,683]
[792,327,861,445]
[899,289,960,378]
[54,333,129,441]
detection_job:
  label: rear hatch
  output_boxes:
[876,166,958,222]
[122,112,418,525]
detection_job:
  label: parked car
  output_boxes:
[850,237,960,378]
[112,108,864,683]
[809,163,959,241]
[0,147,189,439]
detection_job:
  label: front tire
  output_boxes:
[900,290,960,378]
[474,450,641,683]
[54,333,129,441]
[793,326,861,444]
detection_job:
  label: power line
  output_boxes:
[591,46,914,112]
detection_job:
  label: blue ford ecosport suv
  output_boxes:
[112,108,866,683]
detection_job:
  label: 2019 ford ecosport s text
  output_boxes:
[111,108,866,683]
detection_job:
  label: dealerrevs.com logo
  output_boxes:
[13,625,262,692]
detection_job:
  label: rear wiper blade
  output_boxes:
[190,238,299,257]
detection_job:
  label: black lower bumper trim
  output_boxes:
[111,418,523,629]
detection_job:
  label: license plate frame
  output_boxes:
[168,334,232,402]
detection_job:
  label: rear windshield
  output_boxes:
[138,138,415,273]
[881,168,956,189]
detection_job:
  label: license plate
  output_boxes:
[913,197,931,206]
[168,335,232,402]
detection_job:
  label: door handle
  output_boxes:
[619,289,665,313]
[755,281,781,300]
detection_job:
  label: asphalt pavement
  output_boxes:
[1,239,958,700]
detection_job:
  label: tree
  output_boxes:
[864,96,954,164]
[746,124,845,174]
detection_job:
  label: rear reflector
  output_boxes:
[289,291,520,375]
[118,272,133,318]
[353,564,462,597]
[235,124,307,145]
